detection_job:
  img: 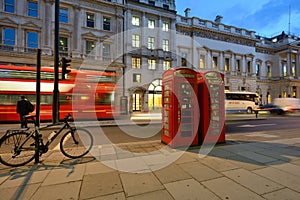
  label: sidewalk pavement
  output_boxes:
[1,116,300,199]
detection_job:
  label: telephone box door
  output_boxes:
[198,71,225,144]
[162,68,199,147]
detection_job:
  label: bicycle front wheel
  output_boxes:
[0,132,36,167]
[60,128,93,158]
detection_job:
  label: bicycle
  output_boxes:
[0,114,93,167]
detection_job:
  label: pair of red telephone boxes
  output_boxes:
[162,67,225,147]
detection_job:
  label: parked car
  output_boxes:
[258,104,285,115]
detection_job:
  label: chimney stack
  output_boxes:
[184,8,191,17]
[214,15,223,23]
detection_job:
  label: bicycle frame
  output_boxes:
[15,114,74,156]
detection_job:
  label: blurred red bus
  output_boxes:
[0,65,117,122]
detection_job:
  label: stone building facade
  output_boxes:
[1,0,300,113]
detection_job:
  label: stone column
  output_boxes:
[219,51,224,71]
[286,51,292,78]
[72,4,81,58]
[230,54,235,75]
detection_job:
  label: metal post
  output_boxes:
[36,49,41,127]
[52,0,60,123]
[35,49,41,164]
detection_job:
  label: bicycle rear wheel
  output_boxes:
[0,132,36,167]
[60,128,93,158]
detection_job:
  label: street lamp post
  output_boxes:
[52,0,60,123]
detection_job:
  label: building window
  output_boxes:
[212,56,218,69]
[59,8,68,23]
[148,37,155,50]
[282,63,287,77]
[292,64,296,77]
[267,65,272,78]
[59,37,68,51]
[132,57,141,68]
[103,17,111,31]
[148,0,155,6]
[2,27,15,46]
[86,40,95,54]
[132,16,140,26]
[200,55,205,69]
[148,59,156,70]
[162,22,169,32]
[4,0,14,13]
[148,19,155,29]
[236,60,241,72]
[162,39,169,51]
[225,58,230,71]
[86,13,95,28]
[247,61,251,74]
[26,31,38,49]
[163,60,171,70]
[103,43,111,61]
[132,34,140,48]
[163,4,169,10]
[133,74,141,82]
[256,63,260,76]
[182,53,187,66]
[28,1,38,17]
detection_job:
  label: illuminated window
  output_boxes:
[148,37,155,50]
[132,34,140,47]
[162,22,169,32]
[132,57,141,68]
[163,60,171,70]
[132,16,140,26]
[133,74,141,82]
[148,19,155,29]
[148,59,156,70]
[225,58,230,71]
[267,65,272,78]
[283,63,287,77]
[162,39,169,51]
[200,55,205,69]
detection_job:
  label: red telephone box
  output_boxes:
[198,70,225,144]
[162,68,199,147]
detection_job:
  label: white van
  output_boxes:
[273,98,300,112]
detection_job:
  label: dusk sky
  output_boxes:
[176,0,300,38]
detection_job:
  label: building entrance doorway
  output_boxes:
[148,79,162,111]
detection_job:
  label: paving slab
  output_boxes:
[80,172,123,199]
[262,188,300,200]
[254,167,300,191]
[223,168,284,194]
[120,172,164,197]
[31,181,81,200]
[178,161,222,182]
[202,177,265,200]
[199,156,239,172]
[0,168,49,189]
[89,192,126,200]
[84,161,116,175]
[127,190,174,200]
[164,178,220,200]
[0,183,40,200]
[41,163,85,186]
[154,164,191,184]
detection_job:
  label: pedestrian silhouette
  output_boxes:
[16,95,34,128]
